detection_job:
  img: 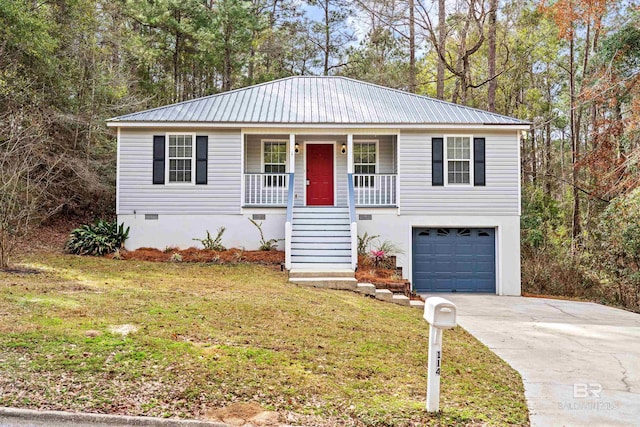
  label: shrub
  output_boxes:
[368,239,404,269]
[65,220,129,256]
[357,232,379,256]
[249,218,282,251]
[193,227,226,251]
[170,253,183,263]
[593,189,640,310]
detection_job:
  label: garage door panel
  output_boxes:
[413,227,496,293]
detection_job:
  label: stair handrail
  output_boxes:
[347,173,358,270]
[285,173,295,270]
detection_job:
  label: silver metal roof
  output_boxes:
[108,76,528,125]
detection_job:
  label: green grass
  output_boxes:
[0,254,528,426]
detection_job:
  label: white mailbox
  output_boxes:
[423,297,458,412]
[423,297,457,329]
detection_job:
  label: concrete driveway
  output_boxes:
[420,294,640,427]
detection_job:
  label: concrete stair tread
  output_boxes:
[409,300,425,308]
[391,294,411,306]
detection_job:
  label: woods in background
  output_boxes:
[1,0,639,307]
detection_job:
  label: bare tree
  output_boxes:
[436,0,446,99]
[0,123,64,268]
[487,0,497,111]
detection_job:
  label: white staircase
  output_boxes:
[288,206,356,288]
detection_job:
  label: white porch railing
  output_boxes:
[352,174,397,206]
[244,173,289,206]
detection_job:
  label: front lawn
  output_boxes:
[0,255,527,426]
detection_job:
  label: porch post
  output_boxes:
[396,133,401,214]
[289,133,296,173]
[347,134,354,173]
[240,130,245,209]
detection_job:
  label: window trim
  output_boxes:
[353,139,379,188]
[260,138,288,188]
[165,132,196,185]
[444,134,474,186]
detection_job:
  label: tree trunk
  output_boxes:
[545,120,552,194]
[173,31,181,102]
[570,32,581,248]
[487,0,497,112]
[324,0,330,76]
[531,128,537,184]
[408,0,416,93]
[436,0,446,99]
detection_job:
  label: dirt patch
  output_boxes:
[206,402,280,426]
[0,267,42,275]
[118,247,284,265]
[17,216,89,255]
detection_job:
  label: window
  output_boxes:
[168,134,194,183]
[354,141,377,187]
[446,136,471,184]
[263,140,287,187]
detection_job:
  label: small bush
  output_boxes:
[358,232,379,256]
[249,218,282,251]
[65,220,129,256]
[193,227,226,251]
[368,239,404,269]
[170,253,183,263]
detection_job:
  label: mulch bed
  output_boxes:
[355,254,417,298]
[117,247,284,265]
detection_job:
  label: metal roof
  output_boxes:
[108,76,528,125]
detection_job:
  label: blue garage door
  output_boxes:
[413,228,495,292]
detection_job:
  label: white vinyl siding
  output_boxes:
[399,131,519,216]
[118,129,241,215]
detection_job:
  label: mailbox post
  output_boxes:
[423,297,457,412]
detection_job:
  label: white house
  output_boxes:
[107,76,528,295]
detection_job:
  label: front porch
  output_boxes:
[241,133,399,273]
[241,134,398,208]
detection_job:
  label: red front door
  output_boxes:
[306,144,334,206]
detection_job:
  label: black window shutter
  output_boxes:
[152,135,165,184]
[196,135,208,185]
[432,137,444,186]
[474,137,486,186]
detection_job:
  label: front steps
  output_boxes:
[286,205,422,309]
[290,206,352,270]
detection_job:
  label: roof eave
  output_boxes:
[106,121,531,130]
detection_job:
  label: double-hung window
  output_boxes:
[354,141,377,187]
[168,134,195,183]
[446,136,471,185]
[263,140,287,187]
